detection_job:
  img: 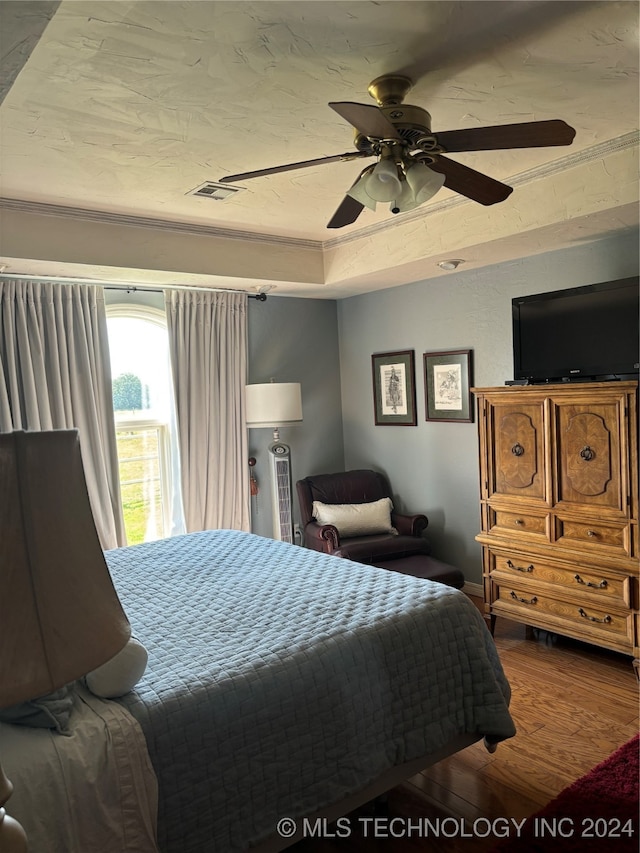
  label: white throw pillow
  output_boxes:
[312,497,398,537]
[85,637,148,698]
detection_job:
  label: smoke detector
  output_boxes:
[187,181,246,200]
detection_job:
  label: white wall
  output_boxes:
[336,230,639,584]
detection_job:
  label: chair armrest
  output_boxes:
[392,512,429,537]
[303,521,340,553]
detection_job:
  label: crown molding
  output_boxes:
[1,132,636,252]
[0,197,322,251]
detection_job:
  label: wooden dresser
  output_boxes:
[472,381,639,667]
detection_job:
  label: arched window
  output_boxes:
[106,304,184,544]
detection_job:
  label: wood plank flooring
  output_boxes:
[291,596,639,852]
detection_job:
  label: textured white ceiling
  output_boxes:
[0,0,638,296]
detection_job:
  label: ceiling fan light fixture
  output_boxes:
[405,162,445,204]
[390,179,419,214]
[364,157,402,202]
[346,174,378,211]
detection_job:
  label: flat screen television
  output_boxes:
[512,277,639,384]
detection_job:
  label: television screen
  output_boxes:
[512,278,639,383]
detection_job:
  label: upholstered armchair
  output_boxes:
[296,469,431,564]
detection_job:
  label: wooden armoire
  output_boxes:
[473,381,638,668]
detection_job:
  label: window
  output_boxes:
[106,304,183,545]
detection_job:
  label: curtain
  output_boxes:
[0,280,125,549]
[164,289,250,532]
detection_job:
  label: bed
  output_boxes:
[1,528,516,852]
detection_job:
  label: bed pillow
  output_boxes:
[0,686,75,733]
[85,637,148,699]
[312,497,398,537]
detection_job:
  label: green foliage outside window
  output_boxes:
[112,372,150,411]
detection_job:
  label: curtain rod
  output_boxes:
[0,274,269,301]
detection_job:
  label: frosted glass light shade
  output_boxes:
[245,383,303,428]
[365,158,402,202]
[406,162,445,204]
[390,179,420,214]
[346,176,378,211]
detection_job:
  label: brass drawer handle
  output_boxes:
[510,591,538,605]
[514,518,524,526]
[511,443,525,457]
[574,574,608,589]
[506,560,534,573]
[580,445,595,461]
[578,608,612,624]
[586,530,598,538]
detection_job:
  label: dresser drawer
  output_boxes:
[492,582,634,647]
[554,516,629,557]
[487,549,632,610]
[486,507,548,541]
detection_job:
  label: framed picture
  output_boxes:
[423,349,474,423]
[371,350,417,426]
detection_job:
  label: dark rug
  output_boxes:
[492,734,639,852]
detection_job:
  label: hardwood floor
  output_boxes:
[292,596,639,852]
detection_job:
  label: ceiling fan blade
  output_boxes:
[219,151,370,183]
[428,156,513,205]
[329,102,401,141]
[435,120,576,152]
[327,195,365,229]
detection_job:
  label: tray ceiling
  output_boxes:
[0,1,638,297]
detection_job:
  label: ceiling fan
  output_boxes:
[219,74,576,229]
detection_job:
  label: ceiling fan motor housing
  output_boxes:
[367,74,435,150]
[381,103,433,142]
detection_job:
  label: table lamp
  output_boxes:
[0,430,131,851]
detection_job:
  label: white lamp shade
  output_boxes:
[405,162,445,204]
[245,383,303,428]
[0,430,131,708]
[365,158,402,202]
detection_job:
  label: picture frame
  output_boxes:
[371,350,417,426]
[423,349,474,423]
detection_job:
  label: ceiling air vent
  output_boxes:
[187,181,246,201]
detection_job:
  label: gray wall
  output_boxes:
[337,230,639,586]
[247,295,345,539]
[103,230,638,570]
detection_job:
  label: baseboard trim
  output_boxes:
[463,581,483,598]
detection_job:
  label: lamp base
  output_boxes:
[0,762,28,853]
[0,807,28,853]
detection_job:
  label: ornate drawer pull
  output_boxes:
[510,591,538,605]
[574,574,608,589]
[578,608,612,624]
[580,445,595,461]
[511,443,525,457]
[506,560,534,573]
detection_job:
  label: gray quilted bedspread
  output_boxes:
[105,530,515,853]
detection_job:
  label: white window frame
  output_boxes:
[106,303,175,542]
